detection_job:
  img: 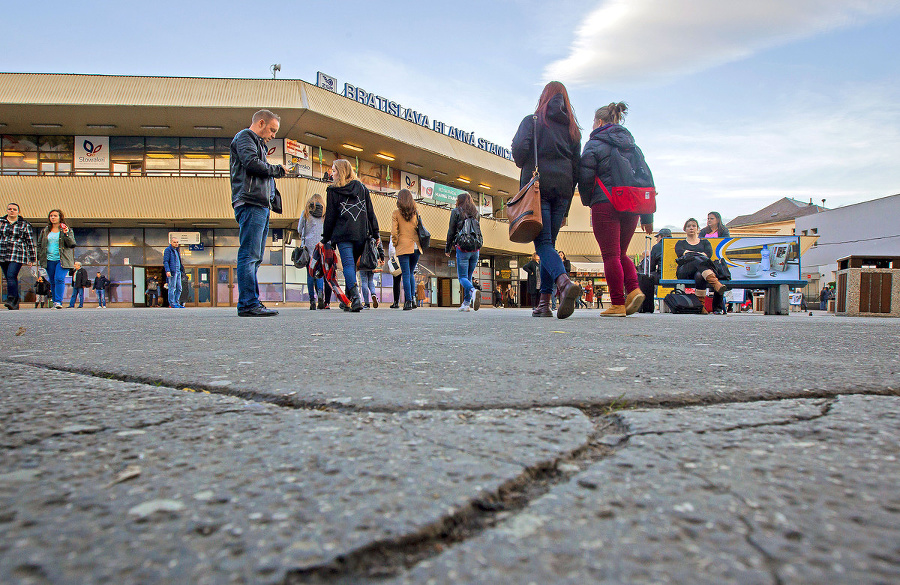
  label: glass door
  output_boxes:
[183,267,213,307]
[215,266,236,307]
[132,266,146,307]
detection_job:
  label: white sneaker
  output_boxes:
[458,301,470,312]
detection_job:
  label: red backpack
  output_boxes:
[595,142,656,214]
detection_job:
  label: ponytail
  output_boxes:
[594,102,628,125]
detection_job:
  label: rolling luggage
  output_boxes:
[638,236,655,313]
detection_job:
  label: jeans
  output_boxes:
[47,260,67,305]
[534,198,568,294]
[591,201,639,306]
[69,287,85,308]
[167,274,182,307]
[398,251,420,303]
[306,273,324,302]
[336,241,363,289]
[455,249,479,303]
[97,289,106,307]
[358,269,375,303]
[234,204,270,311]
[1,261,22,302]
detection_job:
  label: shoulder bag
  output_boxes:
[508,115,542,243]
[292,246,310,268]
[359,237,379,271]
[415,212,431,250]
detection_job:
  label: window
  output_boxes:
[1,135,38,175]
[180,138,215,176]
[145,137,179,175]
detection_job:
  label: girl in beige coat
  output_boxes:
[391,189,421,311]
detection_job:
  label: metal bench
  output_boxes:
[658,279,808,315]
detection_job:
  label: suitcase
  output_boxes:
[664,291,705,314]
[638,236,655,313]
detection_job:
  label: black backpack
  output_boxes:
[456,216,482,252]
[664,291,704,314]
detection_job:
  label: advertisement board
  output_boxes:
[265,139,284,166]
[401,171,419,196]
[285,139,312,176]
[74,136,110,170]
[661,237,802,282]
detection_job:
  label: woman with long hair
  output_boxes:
[391,188,422,311]
[578,102,653,317]
[322,159,379,312]
[700,211,730,314]
[1,202,37,310]
[675,217,729,312]
[36,209,76,309]
[298,193,331,309]
[511,81,583,319]
[445,192,483,311]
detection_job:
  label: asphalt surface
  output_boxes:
[1,306,898,584]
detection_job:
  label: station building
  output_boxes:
[0,72,622,308]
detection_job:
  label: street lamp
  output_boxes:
[271,64,281,79]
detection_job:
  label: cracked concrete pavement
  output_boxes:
[1,307,898,584]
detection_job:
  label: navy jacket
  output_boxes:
[163,245,186,276]
[511,94,581,200]
[230,128,285,209]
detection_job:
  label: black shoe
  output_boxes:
[317,298,326,309]
[238,305,279,317]
[372,295,378,308]
[390,302,399,309]
[348,284,363,312]
[6,297,19,310]
[310,301,317,310]
[403,300,414,311]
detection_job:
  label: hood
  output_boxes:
[545,93,571,125]
[327,179,367,201]
[591,124,635,149]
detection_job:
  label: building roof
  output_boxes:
[727,197,825,228]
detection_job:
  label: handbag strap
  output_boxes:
[532,115,539,176]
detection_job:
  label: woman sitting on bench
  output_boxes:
[675,218,730,300]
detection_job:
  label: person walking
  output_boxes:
[34,275,50,308]
[68,261,89,308]
[512,81,583,319]
[146,276,159,307]
[322,159,379,313]
[93,271,109,308]
[36,209,76,310]
[522,253,541,311]
[819,285,831,311]
[445,192,483,312]
[578,102,653,317]
[298,193,329,310]
[163,236,187,309]
[390,188,421,311]
[230,109,287,317]
[1,202,37,310]
[700,211,730,314]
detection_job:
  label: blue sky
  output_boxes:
[3,0,899,229]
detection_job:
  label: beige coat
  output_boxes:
[391,209,421,256]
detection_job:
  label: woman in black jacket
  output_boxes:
[511,81,582,319]
[675,218,729,306]
[321,159,379,312]
[445,193,483,311]
[699,211,730,313]
[578,102,654,318]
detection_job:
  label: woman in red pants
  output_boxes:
[578,102,653,317]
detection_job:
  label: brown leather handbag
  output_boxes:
[508,115,542,243]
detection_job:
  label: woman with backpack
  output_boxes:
[578,102,654,317]
[322,159,379,313]
[445,192,483,312]
[298,193,332,310]
[511,81,583,319]
[391,189,422,311]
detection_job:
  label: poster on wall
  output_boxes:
[74,136,110,170]
[420,179,435,202]
[401,171,419,196]
[265,139,284,166]
[285,139,312,176]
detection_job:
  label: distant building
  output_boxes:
[795,193,900,289]
[727,197,826,235]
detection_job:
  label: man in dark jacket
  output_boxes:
[163,236,187,308]
[93,271,110,308]
[68,262,90,308]
[650,228,672,282]
[230,109,288,317]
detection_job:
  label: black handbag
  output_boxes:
[664,291,704,314]
[291,246,310,268]
[270,186,283,214]
[415,212,431,250]
[358,237,379,271]
[714,258,731,281]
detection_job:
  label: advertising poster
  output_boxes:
[265,139,284,166]
[661,237,802,282]
[420,179,435,203]
[285,139,312,176]
[432,182,466,206]
[74,136,110,170]
[401,171,419,196]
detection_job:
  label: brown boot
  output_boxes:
[601,305,627,317]
[705,272,730,294]
[624,288,645,316]
[532,293,553,317]
[555,274,582,320]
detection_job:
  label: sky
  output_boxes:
[3,0,900,229]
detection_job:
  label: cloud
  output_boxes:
[545,0,900,85]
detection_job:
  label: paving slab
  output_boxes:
[388,395,900,585]
[0,365,593,584]
[1,308,898,410]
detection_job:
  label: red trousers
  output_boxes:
[591,201,639,306]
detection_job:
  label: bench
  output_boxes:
[658,236,807,315]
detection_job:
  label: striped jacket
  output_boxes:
[0,218,37,264]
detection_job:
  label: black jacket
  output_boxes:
[444,207,482,254]
[511,94,581,200]
[650,240,664,277]
[230,128,285,209]
[322,180,379,245]
[35,279,50,296]
[72,267,90,289]
[93,275,109,290]
[522,260,540,295]
[578,124,653,225]
[699,226,730,238]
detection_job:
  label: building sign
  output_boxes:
[286,139,313,176]
[317,73,512,160]
[432,182,466,205]
[401,171,419,196]
[74,136,110,170]
[265,139,284,166]
[169,232,200,245]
